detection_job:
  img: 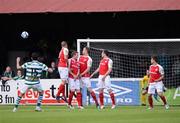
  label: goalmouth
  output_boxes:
[77,39,180,106]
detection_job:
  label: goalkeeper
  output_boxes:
[141,74,149,106]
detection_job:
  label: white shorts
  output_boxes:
[80,77,91,88]
[97,75,111,90]
[21,83,43,94]
[58,67,68,81]
[69,78,80,90]
[148,81,164,94]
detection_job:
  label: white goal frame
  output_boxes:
[77,38,180,54]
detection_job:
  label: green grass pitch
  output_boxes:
[0,105,180,123]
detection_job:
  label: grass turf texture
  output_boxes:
[0,105,180,123]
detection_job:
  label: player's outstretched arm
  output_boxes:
[16,57,22,69]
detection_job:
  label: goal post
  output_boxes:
[77,39,180,106]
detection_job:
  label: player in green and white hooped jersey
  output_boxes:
[13,52,52,112]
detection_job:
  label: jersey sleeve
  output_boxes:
[64,48,69,56]
[21,63,27,69]
[42,64,48,71]
[87,57,92,67]
[159,65,164,75]
[108,59,113,69]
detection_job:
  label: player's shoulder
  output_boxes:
[108,57,113,62]
[87,55,92,60]
[143,75,149,80]
[35,61,46,66]
[25,61,33,65]
[105,57,112,63]
[63,47,68,51]
[157,64,164,69]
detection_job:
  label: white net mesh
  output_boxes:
[78,39,180,88]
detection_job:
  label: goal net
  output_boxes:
[77,39,180,105]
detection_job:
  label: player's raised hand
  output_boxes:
[146,70,149,75]
[48,68,53,73]
[16,57,21,62]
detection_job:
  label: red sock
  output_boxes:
[159,95,167,105]
[110,92,115,105]
[90,91,99,105]
[56,84,65,97]
[68,91,74,105]
[77,92,82,106]
[148,95,153,108]
[99,92,104,106]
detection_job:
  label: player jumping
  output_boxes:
[79,47,99,108]
[13,52,52,112]
[56,41,69,102]
[68,51,84,109]
[147,56,169,109]
[90,50,116,109]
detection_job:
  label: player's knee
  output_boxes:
[99,89,104,93]
[108,89,113,93]
[39,91,44,95]
[158,92,163,96]
[148,94,152,97]
[88,87,92,92]
[61,81,65,84]
[70,89,75,92]
[19,92,25,97]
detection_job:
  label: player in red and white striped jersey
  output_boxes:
[68,51,84,109]
[147,56,169,109]
[79,47,99,108]
[56,41,69,102]
[91,50,116,109]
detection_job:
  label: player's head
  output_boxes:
[101,49,109,58]
[61,41,68,48]
[31,52,39,60]
[72,51,78,60]
[151,56,158,64]
[82,47,89,55]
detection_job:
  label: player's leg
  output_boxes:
[99,89,104,109]
[141,87,148,106]
[75,80,84,109]
[147,84,156,109]
[105,76,116,109]
[68,78,75,109]
[98,76,105,109]
[13,85,29,112]
[156,82,169,109]
[33,84,44,111]
[84,77,99,107]
[56,67,68,101]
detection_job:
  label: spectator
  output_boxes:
[1,66,15,86]
[48,61,59,79]
[13,70,24,80]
